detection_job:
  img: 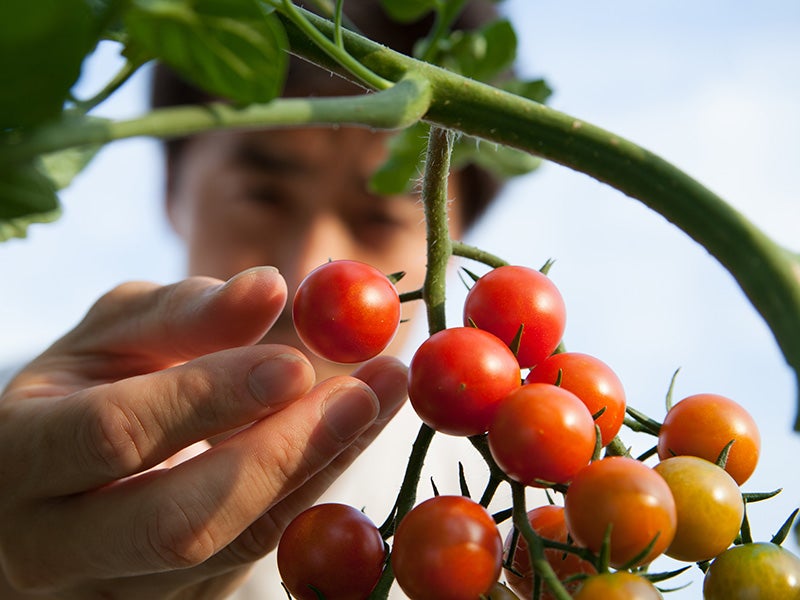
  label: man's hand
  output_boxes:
[0,267,408,599]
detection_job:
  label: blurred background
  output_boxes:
[1,1,798,596]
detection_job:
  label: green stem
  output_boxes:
[452,240,510,269]
[510,482,573,600]
[282,9,800,431]
[416,0,470,63]
[71,59,141,113]
[0,73,431,163]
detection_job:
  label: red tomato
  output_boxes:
[653,456,744,562]
[391,495,503,600]
[657,393,760,485]
[703,542,800,600]
[407,327,521,436]
[463,265,566,368]
[488,383,596,486]
[525,352,626,446]
[564,456,677,568]
[573,571,663,599]
[277,503,386,600]
[504,505,597,599]
[292,260,401,363]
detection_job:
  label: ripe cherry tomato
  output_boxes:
[488,383,596,486]
[564,456,676,568]
[657,393,760,485]
[703,542,800,600]
[292,260,401,363]
[277,503,386,600]
[525,352,626,446]
[391,495,503,600]
[504,504,597,599]
[572,571,663,599]
[407,327,521,436]
[463,265,566,368]
[653,456,744,562]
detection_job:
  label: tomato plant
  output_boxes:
[488,383,596,486]
[657,393,761,485]
[572,571,663,600]
[525,352,626,446]
[463,265,566,368]
[407,326,521,436]
[564,456,677,568]
[391,495,503,600]
[504,504,597,599]
[702,542,800,600]
[292,259,401,364]
[276,503,386,600]
[653,455,744,562]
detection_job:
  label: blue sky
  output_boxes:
[1,1,798,596]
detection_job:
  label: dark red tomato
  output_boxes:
[488,383,595,486]
[407,327,521,436]
[391,495,503,600]
[657,393,760,485]
[504,505,597,600]
[525,352,626,446]
[292,260,401,363]
[653,456,743,562]
[703,542,800,600]
[277,503,386,600]
[564,456,677,568]
[573,571,663,599]
[463,265,566,369]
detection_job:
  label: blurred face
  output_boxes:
[167,126,464,380]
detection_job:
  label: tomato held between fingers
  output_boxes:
[657,393,760,485]
[463,265,566,369]
[407,327,521,436]
[653,456,744,562]
[564,456,677,568]
[488,383,596,486]
[277,503,386,600]
[504,504,597,599]
[703,542,800,600]
[525,351,626,446]
[391,495,503,600]
[292,260,401,363]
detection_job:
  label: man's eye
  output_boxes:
[246,187,284,207]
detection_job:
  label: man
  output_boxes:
[0,2,505,598]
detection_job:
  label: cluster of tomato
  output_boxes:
[282,259,800,600]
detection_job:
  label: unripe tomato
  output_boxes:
[657,393,760,485]
[277,503,386,600]
[463,265,566,368]
[488,383,596,486]
[573,571,663,599]
[407,327,521,436]
[703,542,800,600]
[292,260,401,363]
[564,456,677,568]
[653,456,744,562]
[391,495,503,600]
[504,505,597,599]
[525,352,626,446]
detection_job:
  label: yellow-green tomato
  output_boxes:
[573,571,663,599]
[653,455,744,562]
[703,542,800,600]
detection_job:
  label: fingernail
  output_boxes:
[322,384,380,442]
[248,353,310,406]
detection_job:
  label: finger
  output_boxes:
[14,267,287,390]
[20,359,407,585]
[7,344,314,498]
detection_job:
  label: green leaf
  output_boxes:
[501,77,553,104]
[39,144,102,190]
[125,0,288,104]
[369,122,429,195]
[0,163,61,241]
[0,0,102,129]
[439,18,517,82]
[380,0,437,23]
[452,137,542,178]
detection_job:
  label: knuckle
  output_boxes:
[84,391,148,478]
[142,496,217,570]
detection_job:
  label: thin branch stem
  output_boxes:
[71,59,142,113]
